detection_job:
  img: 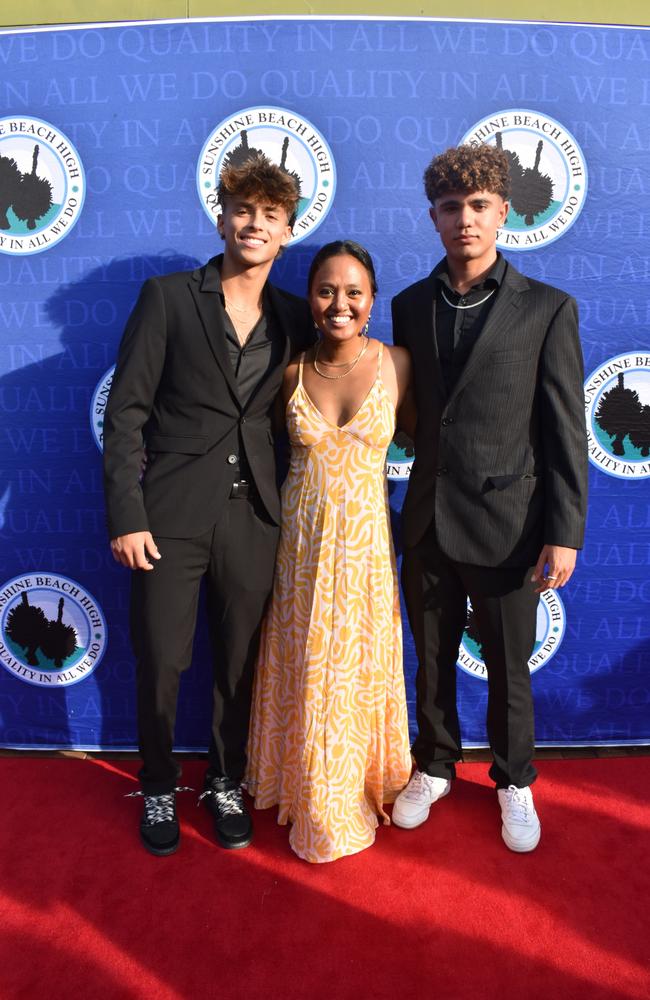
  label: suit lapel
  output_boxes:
[448,265,529,403]
[414,275,447,399]
[189,258,241,406]
[265,282,293,370]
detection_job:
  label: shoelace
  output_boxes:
[198,787,244,817]
[125,786,194,826]
[143,793,175,825]
[403,771,435,801]
[502,785,532,823]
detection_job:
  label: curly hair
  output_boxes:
[423,145,510,204]
[217,154,300,228]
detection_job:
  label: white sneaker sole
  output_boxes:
[391,781,451,829]
[501,822,541,853]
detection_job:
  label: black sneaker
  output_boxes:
[199,777,253,849]
[126,789,184,856]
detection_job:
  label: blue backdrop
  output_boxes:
[0,17,649,750]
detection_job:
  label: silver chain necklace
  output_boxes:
[440,287,495,310]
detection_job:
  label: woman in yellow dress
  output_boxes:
[246,241,413,862]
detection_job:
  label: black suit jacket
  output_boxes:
[392,259,588,567]
[104,255,314,539]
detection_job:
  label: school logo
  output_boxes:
[197,106,336,245]
[584,352,650,479]
[462,110,587,250]
[457,589,566,680]
[0,117,85,255]
[386,432,414,481]
[0,574,107,688]
[90,365,115,452]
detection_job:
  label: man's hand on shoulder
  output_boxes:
[110,532,161,571]
[531,545,577,593]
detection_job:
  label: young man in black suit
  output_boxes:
[391,145,588,851]
[104,156,314,855]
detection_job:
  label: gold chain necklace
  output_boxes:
[313,336,369,380]
[224,296,262,315]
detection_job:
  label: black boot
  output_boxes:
[199,776,253,849]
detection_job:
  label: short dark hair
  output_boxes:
[307,240,378,296]
[423,145,510,203]
[217,154,300,229]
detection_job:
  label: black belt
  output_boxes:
[229,479,255,499]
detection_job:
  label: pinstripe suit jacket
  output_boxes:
[392,258,588,567]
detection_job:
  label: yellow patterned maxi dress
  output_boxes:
[246,344,412,863]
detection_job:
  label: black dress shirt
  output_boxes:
[214,265,285,481]
[435,253,507,395]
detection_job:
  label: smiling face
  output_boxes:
[217,196,292,269]
[308,253,375,344]
[430,189,509,272]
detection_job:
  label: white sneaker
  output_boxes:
[497,785,541,852]
[392,770,451,829]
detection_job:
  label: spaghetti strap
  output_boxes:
[246,323,411,864]
[376,341,384,380]
[297,352,306,386]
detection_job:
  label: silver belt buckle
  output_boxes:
[230,479,250,499]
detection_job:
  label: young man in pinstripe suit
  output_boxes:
[391,145,588,851]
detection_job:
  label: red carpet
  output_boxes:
[2,756,648,1000]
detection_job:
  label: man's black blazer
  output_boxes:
[104,255,313,540]
[392,259,588,568]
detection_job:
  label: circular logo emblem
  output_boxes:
[197,106,335,245]
[461,110,587,250]
[457,589,566,680]
[0,117,85,255]
[0,574,107,687]
[90,365,114,452]
[584,352,650,479]
[386,432,414,481]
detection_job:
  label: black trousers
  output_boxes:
[401,523,539,789]
[130,493,279,795]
